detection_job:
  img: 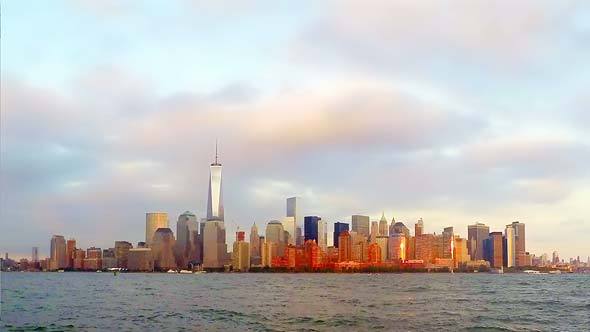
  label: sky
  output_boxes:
[1,1,589,260]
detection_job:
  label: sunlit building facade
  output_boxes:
[504,225,516,268]
[389,233,407,262]
[146,212,169,246]
[351,215,370,238]
[468,223,489,261]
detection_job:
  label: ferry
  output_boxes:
[549,270,562,274]
[179,270,192,274]
[166,269,177,274]
[523,270,541,274]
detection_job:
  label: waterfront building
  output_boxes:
[511,222,526,267]
[484,232,504,268]
[442,227,454,259]
[304,216,320,243]
[49,235,67,271]
[152,228,177,271]
[261,240,277,267]
[379,213,389,236]
[368,243,382,263]
[406,236,415,260]
[66,238,76,269]
[317,219,328,252]
[304,240,321,268]
[415,218,424,237]
[146,212,168,246]
[467,223,489,261]
[351,215,370,238]
[415,234,435,263]
[127,248,154,272]
[84,247,102,270]
[232,239,250,272]
[350,232,368,262]
[376,235,389,261]
[389,233,407,262]
[453,237,470,267]
[338,231,352,262]
[102,248,117,269]
[266,220,286,256]
[176,211,198,264]
[504,225,516,268]
[73,249,85,270]
[115,241,133,268]
[202,220,227,269]
[333,222,349,248]
[250,223,260,264]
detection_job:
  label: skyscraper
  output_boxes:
[467,223,489,261]
[32,247,39,263]
[152,228,177,271]
[250,223,260,264]
[286,197,301,234]
[203,220,226,269]
[66,238,76,269]
[317,219,327,252]
[389,233,407,262]
[282,216,296,245]
[351,215,370,238]
[511,221,526,267]
[207,143,224,221]
[115,241,133,269]
[442,227,454,259]
[176,211,198,261]
[146,212,169,246]
[304,216,320,243]
[415,218,424,237]
[266,220,286,256]
[370,220,379,243]
[504,224,516,268]
[333,222,349,248]
[50,235,67,270]
[338,231,352,262]
[484,232,504,268]
[379,213,388,236]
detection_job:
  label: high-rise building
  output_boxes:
[115,241,133,268]
[146,212,169,246]
[286,197,301,236]
[66,238,76,269]
[415,234,435,264]
[351,215,370,238]
[511,222,526,267]
[350,231,368,262]
[203,220,227,269]
[391,221,410,238]
[442,227,454,259]
[84,247,102,271]
[376,235,389,261]
[261,240,277,267]
[207,143,224,221]
[266,220,285,256]
[415,218,424,237]
[32,247,39,263]
[467,223,489,261]
[152,228,177,271]
[295,226,303,246]
[484,232,504,268]
[232,237,250,272]
[127,248,154,272]
[333,222,349,248]
[176,211,198,261]
[304,216,320,243]
[338,231,352,262]
[504,225,516,268]
[379,213,389,236]
[370,220,379,243]
[389,233,407,262]
[282,216,296,245]
[368,243,382,263]
[317,219,328,252]
[453,236,470,267]
[249,223,260,264]
[49,235,67,270]
[73,249,85,270]
[102,248,117,269]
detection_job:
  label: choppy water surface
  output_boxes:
[1,272,589,331]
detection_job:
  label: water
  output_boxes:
[1,273,589,331]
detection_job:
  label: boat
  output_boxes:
[549,270,562,274]
[179,270,192,274]
[57,269,65,273]
[96,270,102,273]
[167,269,177,273]
[194,270,207,274]
[523,270,547,275]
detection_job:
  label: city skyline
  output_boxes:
[2,1,590,260]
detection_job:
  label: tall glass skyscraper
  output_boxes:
[304,216,320,242]
[207,144,224,221]
[333,222,349,248]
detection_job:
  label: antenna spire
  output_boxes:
[215,139,219,164]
